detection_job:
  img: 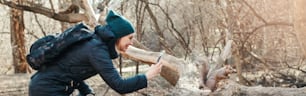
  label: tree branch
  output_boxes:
[242,22,293,47]
[33,14,46,36]
[0,0,87,23]
[48,0,55,14]
[141,0,191,53]
[142,0,175,55]
[247,51,272,71]
[241,0,267,24]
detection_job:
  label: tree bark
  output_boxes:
[10,0,29,73]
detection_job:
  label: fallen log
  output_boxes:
[121,46,181,86]
[210,80,306,96]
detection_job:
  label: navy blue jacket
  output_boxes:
[29,26,147,96]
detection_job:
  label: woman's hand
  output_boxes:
[145,61,163,80]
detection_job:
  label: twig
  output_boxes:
[285,61,306,74]
[26,31,39,39]
[136,91,149,96]
[247,51,272,71]
[49,0,55,14]
[146,1,191,53]
[242,22,292,47]
[0,32,10,34]
[240,0,267,24]
[33,13,46,36]
[102,87,110,96]
[141,1,174,55]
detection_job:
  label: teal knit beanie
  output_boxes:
[106,10,135,39]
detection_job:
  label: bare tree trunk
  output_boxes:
[235,51,249,85]
[135,0,145,41]
[293,0,306,57]
[10,0,29,73]
[78,0,97,28]
[142,0,174,55]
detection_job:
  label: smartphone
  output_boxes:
[156,50,165,63]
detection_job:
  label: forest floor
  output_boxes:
[0,61,211,96]
[1,55,306,96]
[83,64,209,96]
[1,61,306,96]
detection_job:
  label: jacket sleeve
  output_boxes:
[77,81,94,96]
[89,45,147,94]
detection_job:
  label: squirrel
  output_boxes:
[199,63,236,92]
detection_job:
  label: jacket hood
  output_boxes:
[94,25,118,59]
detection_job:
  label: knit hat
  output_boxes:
[106,10,135,39]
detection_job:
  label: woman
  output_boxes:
[29,10,163,96]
